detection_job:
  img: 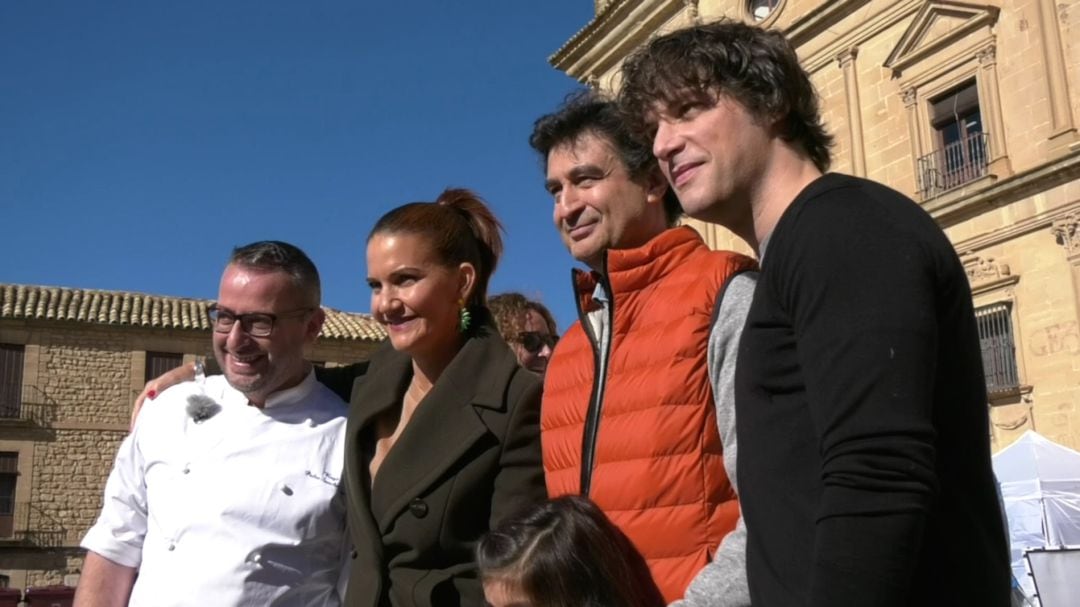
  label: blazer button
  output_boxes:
[350,549,358,559]
[409,498,429,518]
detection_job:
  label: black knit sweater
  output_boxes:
[735,173,1010,606]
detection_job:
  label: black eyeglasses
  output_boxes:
[517,331,557,354]
[208,305,314,338]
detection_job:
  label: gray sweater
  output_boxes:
[672,271,757,607]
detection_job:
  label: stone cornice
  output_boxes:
[962,255,1020,296]
[884,1,1000,77]
[549,0,688,84]
[949,151,1080,253]
[788,0,872,46]
[800,0,922,74]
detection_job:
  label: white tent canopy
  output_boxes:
[992,430,1080,599]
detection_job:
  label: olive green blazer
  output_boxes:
[342,322,545,607]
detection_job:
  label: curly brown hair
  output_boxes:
[488,293,558,342]
[619,19,833,172]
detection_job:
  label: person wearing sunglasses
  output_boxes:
[489,292,558,377]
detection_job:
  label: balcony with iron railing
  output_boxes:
[0,386,59,427]
[917,132,991,200]
[0,502,67,548]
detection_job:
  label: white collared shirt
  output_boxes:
[82,371,349,606]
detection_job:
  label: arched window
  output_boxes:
[747,0,780,22]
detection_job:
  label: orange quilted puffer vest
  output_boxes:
[541,227,756,603]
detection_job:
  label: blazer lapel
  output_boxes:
[343,342,411,566]
[369,322,520,534]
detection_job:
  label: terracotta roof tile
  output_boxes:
[0,283,386,342]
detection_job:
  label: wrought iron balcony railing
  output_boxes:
[916,132,990,199]
[0,502,67,548]
[0,387,59,426]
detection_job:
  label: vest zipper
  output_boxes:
[577,259,614,496]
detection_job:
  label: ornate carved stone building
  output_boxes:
[552,0,1080,451]
[0,283,383,590]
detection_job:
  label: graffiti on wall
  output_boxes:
[1029,320,1080,356]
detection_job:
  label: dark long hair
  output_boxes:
[368,188,504,308]
[476,496,663,607]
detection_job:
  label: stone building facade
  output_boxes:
[552,0,1080,452]
[0,283,384,591]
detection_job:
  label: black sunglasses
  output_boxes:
[517,331,557,354]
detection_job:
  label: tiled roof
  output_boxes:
[0,283,386,342]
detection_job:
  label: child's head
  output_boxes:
[476,496,663,607]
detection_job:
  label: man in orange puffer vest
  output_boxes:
[528,92,757,606]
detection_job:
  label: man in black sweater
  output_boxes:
[619,20,1011,606]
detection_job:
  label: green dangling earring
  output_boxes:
[458,299,472,333]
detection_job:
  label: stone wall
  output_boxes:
[39,331,133,426]
[32,431,126,545]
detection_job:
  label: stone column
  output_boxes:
[976,44,1011,175]
[902,87,924,195]
[838,48,866,177]
[1036,0,1078,148]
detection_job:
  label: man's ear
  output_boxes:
[457,262,478,303]
[304,307,326,344]
[644,167,670,207]
[761,107,787,137]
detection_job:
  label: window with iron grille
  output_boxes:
[975,303,1019,394]
[145,352,184,384]
[0,344,24,419]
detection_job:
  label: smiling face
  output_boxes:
[545,132,669,270]
[212,263,323,405]
[367,231,476,364]
[651,94,774,229]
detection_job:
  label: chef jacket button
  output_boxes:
[182,465,190,474]
[280,483,293,496]
[409,498,428,518]
[307,418,317,428]
[167,543,176,551]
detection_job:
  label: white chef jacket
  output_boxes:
[82,371,349,606]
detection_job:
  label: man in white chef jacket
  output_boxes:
[75,241,349,607]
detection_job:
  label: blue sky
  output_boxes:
[0,1,594,330]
